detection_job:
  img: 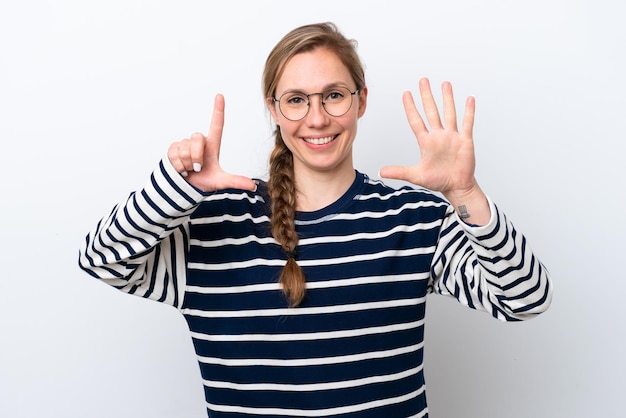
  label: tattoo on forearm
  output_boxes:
[458,205,471,219]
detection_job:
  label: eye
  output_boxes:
[284,94,307,105]
[324,90,346,102]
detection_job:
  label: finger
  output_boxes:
[205,94,225,162]
[442,81,458,131]
[402,91,428,138]
[189,133,205,172]
[226,174,258,192]
[461,96,476,138]
[167,141,189,177]
[419,78,443,129]
[379,165,421,185]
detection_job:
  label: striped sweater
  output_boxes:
[79,157,552,417]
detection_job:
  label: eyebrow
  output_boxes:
[277,82,355,96]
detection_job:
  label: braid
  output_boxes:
[268,129,306,307]
[262,23,367,306]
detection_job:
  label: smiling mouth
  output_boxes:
[302,135,337,145]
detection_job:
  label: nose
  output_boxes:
[306,93,330,126]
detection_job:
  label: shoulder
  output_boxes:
[190,179,270,219]
[356,172,449,207]
[343,172,451,225]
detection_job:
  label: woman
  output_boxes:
[79,22,552,417]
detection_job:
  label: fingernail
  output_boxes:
[193,163,202,172]
[181,171,188,177]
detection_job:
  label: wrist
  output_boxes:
[443,182,491,226]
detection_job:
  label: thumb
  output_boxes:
[228,174,258,192]
[379,165,416,182]
[379,165,429,189]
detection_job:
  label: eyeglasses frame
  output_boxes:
[272,87,360,121]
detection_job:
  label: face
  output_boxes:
[267,48,367,180]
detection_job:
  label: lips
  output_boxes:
[302,135,337,145]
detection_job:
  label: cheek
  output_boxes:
[339,113,360,132]
[278,120,299,137]
[277,124,298,151]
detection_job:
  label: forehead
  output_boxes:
[275,48,354,94]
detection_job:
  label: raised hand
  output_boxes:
[167,94,257,193]
[380,78,490,225]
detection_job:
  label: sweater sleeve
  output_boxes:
[429,197,553,321]
[78,157,206,309]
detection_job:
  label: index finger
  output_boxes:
[207,94,225,155]
[402,90,428,138]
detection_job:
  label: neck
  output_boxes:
[293,166,356,212]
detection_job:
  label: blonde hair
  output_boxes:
[262,22,366,307]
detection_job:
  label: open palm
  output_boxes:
[380,78,477,197]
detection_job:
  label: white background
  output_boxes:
[1,1,624,417]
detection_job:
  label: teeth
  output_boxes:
[304,136,334,145]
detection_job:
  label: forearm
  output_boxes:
[78,157,205,306]
[431,199,553,321]
[79,159,202,270]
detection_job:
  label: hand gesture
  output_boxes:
[381,78,491,225]
[379,78,478,200]
[167,94,257,193]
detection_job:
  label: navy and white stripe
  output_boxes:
[79,157,552,417]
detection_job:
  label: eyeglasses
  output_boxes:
[272,86,359,121]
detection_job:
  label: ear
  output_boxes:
[266,97,280,125]
[357,86,368,118]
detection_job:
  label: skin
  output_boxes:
[266,48,368,211]
[167,51,490,225]
[167,93,257,194]
[379,78,491,225]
